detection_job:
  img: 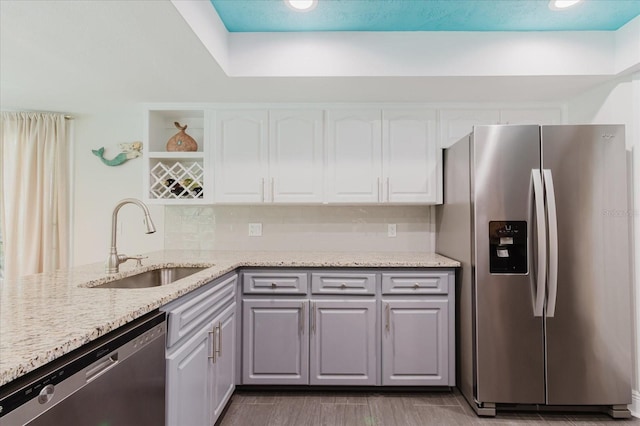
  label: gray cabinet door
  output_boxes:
[211,302,236,425]
[242,299,309,385]
[309,299,377,385]
[166,318,213,426]
[381,299,449,386]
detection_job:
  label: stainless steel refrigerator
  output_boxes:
[436,124,632,418]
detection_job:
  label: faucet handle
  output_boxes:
[130,255,148,267]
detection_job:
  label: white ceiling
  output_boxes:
[0,0,633,114]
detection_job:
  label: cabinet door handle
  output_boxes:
[216,321,222,357]
[312,302,316,334]
[271,178,275,202]
[300,302,305,334]
[377,177,381,202]
[386,177,390,201]
[261,178,265,202]
[385,303,390,333]
[208,325,217,363]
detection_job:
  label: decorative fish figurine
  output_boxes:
[92,142,142,167]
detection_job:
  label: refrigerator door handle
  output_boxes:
[543,169,559,317]
[530,169,547,317]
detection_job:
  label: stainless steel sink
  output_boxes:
[93,266,208,289]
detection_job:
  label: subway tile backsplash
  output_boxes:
[164,205,434,252]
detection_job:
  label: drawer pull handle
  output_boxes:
[413,283,420,289]
[341,283,347,289]
[271,283,277,289]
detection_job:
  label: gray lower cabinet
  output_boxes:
[309,299,377,385]
[211,303,237,423]
[166,316,213,426]
[242,299,310,385]
[240,268,455,388]
[381,299,449,386]
[163,273,238,426]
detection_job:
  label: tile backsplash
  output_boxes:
[164,205,435,252]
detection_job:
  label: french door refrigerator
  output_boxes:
[436,124,632,418]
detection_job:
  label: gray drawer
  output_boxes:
[243,271,308,295]
[164,274,237,348]
[382,272,449,295]
[311,272,376,295]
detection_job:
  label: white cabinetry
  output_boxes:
[439,108,562,148]
[163,273,237,426]
[144,108,210,204]
[269,110,324,203]
[383,110,440,203]
[327,109,440,204]
[212,110,268,203]
[213,109,324,204]
[326,110,382,203]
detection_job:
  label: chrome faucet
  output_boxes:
[105,198,156,274]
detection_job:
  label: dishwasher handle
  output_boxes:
[86,353,119,382]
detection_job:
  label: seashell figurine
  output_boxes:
[166,122,198,152]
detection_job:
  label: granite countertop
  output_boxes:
[0,250,459,387]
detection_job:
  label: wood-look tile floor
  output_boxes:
[217,389,640,426]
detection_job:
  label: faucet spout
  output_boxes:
[105,198,156,274]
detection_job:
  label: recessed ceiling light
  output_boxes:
[548,0,582,11]
[286,0,317,12]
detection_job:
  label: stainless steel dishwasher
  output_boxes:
[0,311,166,426]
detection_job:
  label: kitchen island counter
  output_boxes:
[0,250,459,387]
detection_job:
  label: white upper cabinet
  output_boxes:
[213,110,268,203]
[439,109,500,149]
[439,107,563,148]
[326,110,382,203]
[383,110,439,204]
[327,109,440,204]
[269,110,324,203]
[499,108,562,125]
[145,104,561,205]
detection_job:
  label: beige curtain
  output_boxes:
[0,112,69,280]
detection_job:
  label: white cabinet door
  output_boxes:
[166,318,214,426]
[381,299,449,386]
[326,110,382,203]
[213,110,268,203]
[499,108,562,125]
[242,299,310,385]
[439,109,500,148]
[383,110,439,203]
[269,110,324,203]
[309,299,377,385]
[210,303,237,425]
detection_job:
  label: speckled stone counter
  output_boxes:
[0,250,459,387]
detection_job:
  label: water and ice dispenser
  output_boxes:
[489,221,528,274]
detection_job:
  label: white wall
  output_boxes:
[72,106,164,266]
[566,72,640,416]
